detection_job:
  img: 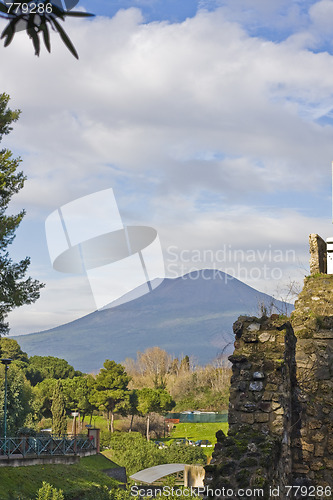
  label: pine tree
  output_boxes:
[51,380,67,436]
[0,93,43,337]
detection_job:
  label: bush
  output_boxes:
[109,432,206,476]
[36,482,64,500]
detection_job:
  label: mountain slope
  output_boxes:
[12,271,293,373]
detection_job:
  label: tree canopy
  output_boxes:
[90,360,130,433]
[0,93,43,336]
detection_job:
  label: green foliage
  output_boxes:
[90,360,131,432]
[62,375,95,418]
[108,432,206,476]
[137,388,175,416]
[51,380,67,436]
[26,355,81,386]
[33,378,57,419]
[0,93,43,336]
[36,482,64,500]
[0,454,119,499]
[0,2,94,59]
[0,337,28,362]
[0,362,33,434]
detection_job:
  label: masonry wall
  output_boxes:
[291,274,333,486]
[205,315,298,499]
[205,272,333,500]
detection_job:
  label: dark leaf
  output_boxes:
[51,16,78,59]
[27,16,40,56]
[0,3,9,14]
[48,3,65,21]
[39,21,51,53]
[1,18,20,47]
[63,11,94,18]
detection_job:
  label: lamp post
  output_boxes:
[1,358,12,441]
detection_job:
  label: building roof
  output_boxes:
[130,463,186,484]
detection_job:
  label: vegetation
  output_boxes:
[105,432,206,476]
[90,360,131,433]
[0,1,94,59]
[0,454,119,499]
[0,93,43,337]
[125,348,231,413]
[51,380,67,436]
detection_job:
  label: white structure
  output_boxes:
[327,237,333,274]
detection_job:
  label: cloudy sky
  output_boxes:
[2,0,333,334]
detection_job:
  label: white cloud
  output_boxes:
[1,5,333,333]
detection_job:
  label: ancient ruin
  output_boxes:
[205,235,333,499]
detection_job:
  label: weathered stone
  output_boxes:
[240,413,254,424]
[312,432,325,442]
[253,371,265,380]
[310,460,324,471]
[309,421,322,430]
[293,464,310,474]
[259,332,274,342]
[301,440,314,453]
[238,381,247,391]
[254,413,269,423]
[314,444,325,457]
[243,403,257,412]
[324,458,333,469]
[247,323,260,332]
[249,381,264,392]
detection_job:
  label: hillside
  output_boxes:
[12,270,293,373]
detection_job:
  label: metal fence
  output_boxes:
[0,435,95,458]
[165,412,228,423]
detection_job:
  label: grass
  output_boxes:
[0,454,120,500]
[165,422,228,457]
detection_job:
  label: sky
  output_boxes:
[2,0,333,334]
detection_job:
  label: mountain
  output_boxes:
[11,270,293,373]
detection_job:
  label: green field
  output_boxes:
[0,454,119,500]
[166,422,228,457]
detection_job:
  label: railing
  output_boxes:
[0,435,96,458]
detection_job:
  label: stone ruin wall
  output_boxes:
[205,236,333,500]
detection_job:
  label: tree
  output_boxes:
[0,362,33,434]
[62,375,95,427]
[0,337,28,362]
[90,360,130,433]
[0,93,43,336]
[137,347,172,389]
[25,355,80,385]
[137,387,174,440]
[0,1,94,59]
[51,379,67,436]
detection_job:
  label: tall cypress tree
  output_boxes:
[0,93,43,338]
[51,380,67,436]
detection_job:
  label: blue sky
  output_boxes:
[1,0,333,334]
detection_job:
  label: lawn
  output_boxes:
[166,422,228,457]
[0,454,120,500]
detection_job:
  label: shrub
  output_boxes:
[36,482,64,500]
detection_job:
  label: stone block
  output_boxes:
[312,432,325,442]
[309,421,323,430]
[259,332,275,342]
[240,413,254,424]
[293,464,310,474]
[310,460,324,471]
[301,440,314,453]
[314,444,325,457]
[324,458,333,469]
[254,413,269,423]
[249,381,264,392]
